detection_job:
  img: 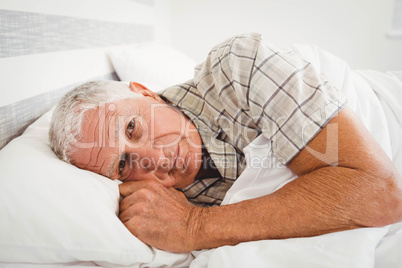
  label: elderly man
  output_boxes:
[49,33,402,252]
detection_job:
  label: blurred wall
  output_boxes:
[164,0,402,71]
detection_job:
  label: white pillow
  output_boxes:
[108,43,197,89]
[0,109,193,267]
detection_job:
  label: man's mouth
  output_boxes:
[170,144,180,172]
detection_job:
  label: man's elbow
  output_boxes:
[363,170,402,227]
[383,174,402,225]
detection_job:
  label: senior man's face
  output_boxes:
[70,82,203,188]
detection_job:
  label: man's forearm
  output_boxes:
[188,165,402,250]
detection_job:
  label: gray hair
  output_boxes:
[49,80,136,163]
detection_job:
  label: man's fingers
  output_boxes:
[119,181,136,197]
[119,180,151,197]
[119,191,138,213]
[119,205,135,223]
[168,187,187,198]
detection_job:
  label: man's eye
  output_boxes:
[119,159,126,174]
[126,118,135,138]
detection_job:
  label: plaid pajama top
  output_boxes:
[160,33,347,206]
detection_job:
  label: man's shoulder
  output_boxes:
[208,33,262,60]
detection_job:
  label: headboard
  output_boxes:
[0,0,156,149]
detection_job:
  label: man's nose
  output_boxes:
[125,143,174,174]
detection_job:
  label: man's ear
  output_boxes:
[129,81,164,103]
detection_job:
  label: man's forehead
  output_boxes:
[71,108,122,171]
[71,142,118,177]
[69,98,143,177]
[75,102,131,147]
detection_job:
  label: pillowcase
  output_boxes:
[0,108,193,267]
[108,43,197,89]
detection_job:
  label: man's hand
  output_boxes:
[119,180,202,252]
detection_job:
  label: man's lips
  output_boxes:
[170,144,180,172]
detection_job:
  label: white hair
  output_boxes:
[49,80,136,163]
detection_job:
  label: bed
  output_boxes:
[1,1,402,267]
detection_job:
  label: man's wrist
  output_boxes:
[184,203,245,251]
[185,206,209,251]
